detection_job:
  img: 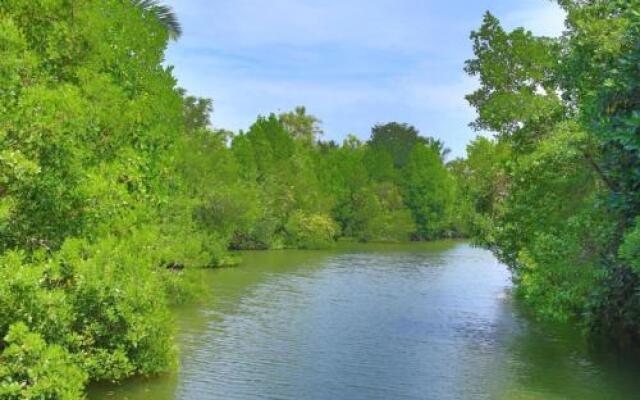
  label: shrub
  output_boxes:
[0,323,87,400]
[0,237,178,385]
[55,237,177,381]
[285,211,338,249]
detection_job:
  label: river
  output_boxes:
[89,241,640,399]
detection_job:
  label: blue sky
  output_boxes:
[164,0,565,157]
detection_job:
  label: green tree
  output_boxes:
[402,145,455,239]
[231,114,332,249]
[279,106,323,143]
[425,137,451,162]
[369,122,424,168]
[463,1,640,343]
[178,89,214,132]
[465,12,564,152]
[0,1,190,394]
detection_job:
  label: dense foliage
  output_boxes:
[0,1,460,397]
[458,1,640,344]
[5,0,637,397]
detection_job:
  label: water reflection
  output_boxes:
[89,242,640,400]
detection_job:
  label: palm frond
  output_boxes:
[131,0,182,40]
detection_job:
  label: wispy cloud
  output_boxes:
[164,0,565,157]
[166,0,443,52]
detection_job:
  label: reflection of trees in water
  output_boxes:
[90,244,640,400]
[87,371,179,400]
[500,309,640,400]
[88,250,329,400]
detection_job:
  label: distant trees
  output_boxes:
[425,137,451,162]
[364,123,456,239]
[222,111,458,247]
[309,126,452,241]
[179,88,214,132]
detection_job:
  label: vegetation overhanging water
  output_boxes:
[0,1,639,399]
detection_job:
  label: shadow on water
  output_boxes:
[88,249,338,399]
[497,305,640,400]
[89,242,640,400]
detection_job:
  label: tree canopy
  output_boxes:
[459,1,640,343]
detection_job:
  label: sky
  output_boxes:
[163,0,565,158]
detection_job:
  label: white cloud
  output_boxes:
[163,0,567,157]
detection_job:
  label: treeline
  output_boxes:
[0,1,461,398]
[183,115,461,253]
[455,1,640,345]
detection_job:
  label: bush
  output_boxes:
[56,237,177,381]
[0,323,87,400]
[0,252,74,350]
[363,183,416,242]
[0,236,178,386]
[285,211,338,249]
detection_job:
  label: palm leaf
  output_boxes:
[131,0,182,40]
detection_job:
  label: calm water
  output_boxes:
[89,242,640,400]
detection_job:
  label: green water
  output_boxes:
[89,242,640,399]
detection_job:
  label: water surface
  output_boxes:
[90,242,640,399]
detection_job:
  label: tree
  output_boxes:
[464,12,564,152]
[0,0,187,392]
[402,144,455,239]
[0,323,87,400]
[425,137,451,162]
[559,0,640,342]
[231,114,332,249]
[178,88,214,132]
[463,1,640,343]
[369,122,424,168]
[278,106,323,143]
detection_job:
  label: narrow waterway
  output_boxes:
[90,242,640,399]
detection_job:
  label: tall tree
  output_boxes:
[463,2,640,342]
[425,137,451,162]
[278,106,323,143]
[369,122,424,168]
[402,145,455,239]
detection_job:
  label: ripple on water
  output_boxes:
[88,243,640,400]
